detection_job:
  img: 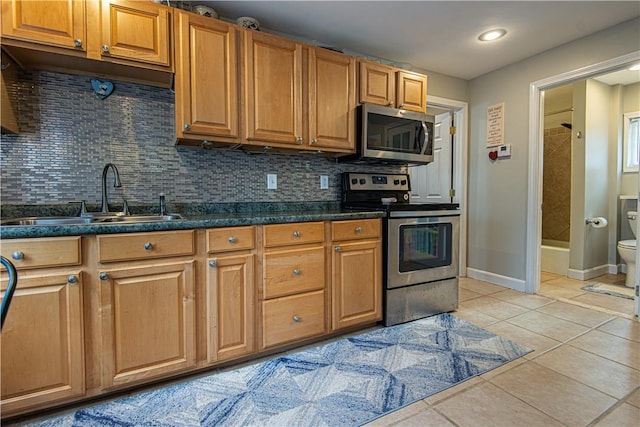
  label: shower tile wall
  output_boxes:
[0,70,401,205]
[542,126,572,243]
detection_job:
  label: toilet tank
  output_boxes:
[628,211,637,238]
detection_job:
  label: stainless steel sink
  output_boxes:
[1,214,185,226]
[96,214,185,223]
[0,216,96,226]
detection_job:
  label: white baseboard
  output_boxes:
[609,263,625,274]
[567,264,613,281]
[466,268,526,292]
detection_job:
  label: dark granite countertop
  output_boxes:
[0,202,385,239]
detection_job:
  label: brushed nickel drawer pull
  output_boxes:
[228,237,237,244]
[99,272,109,281]
[209,260,217,267]
[11,251,24,261]
[74,39,83,48]
[293,269,301,276]
[335,246,341,252]
[67,275,78,284]
[293,231,301,238]
[144,242,153,251]
[355,227,362,233]
[293,315,301,322]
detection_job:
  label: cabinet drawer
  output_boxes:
[262,290,325,348]
[207,226,255,253]
[263,246,324,299]
[332,219,381,241]
[97,230,194,262]
[263,222,324,247]
[0,237,81,269]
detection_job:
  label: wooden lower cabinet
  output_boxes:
[331,219,382,330]
[1,272,85,416]
[0,218,384,418]
[99,261,196,388]
[206,253,255,363]
[260,222,327,349]
[262,290,325,348]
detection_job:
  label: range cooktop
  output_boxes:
[341,172,459,212]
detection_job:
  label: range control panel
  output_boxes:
[344,173,411,191]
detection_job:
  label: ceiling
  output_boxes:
[199,1,640,81]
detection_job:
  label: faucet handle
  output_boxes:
[69,200,88,217]
[159,193,167,216]
[122,199,131,215]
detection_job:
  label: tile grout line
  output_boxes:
[585,384,640,427]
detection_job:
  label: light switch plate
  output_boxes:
[267,173,277,189]
[320,175,329,189]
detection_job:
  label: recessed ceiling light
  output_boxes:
[478,29,507,42]
[629,63,640,71]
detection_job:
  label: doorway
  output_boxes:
[526,51,640,316]
[410,95,468,277]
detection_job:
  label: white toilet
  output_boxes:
[617,210,637,288]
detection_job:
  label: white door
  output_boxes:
[410,111,452,203]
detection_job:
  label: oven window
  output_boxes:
[399,223,452,272]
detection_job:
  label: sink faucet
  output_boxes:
[101,163,122,214]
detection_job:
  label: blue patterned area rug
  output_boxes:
[31,313,531,427]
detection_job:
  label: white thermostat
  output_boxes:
[497,144,511,158]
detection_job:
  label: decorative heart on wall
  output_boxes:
[90,78,114,100]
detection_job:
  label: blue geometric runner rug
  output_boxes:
[29,313,531,427]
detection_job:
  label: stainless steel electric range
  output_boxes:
[342,172,460,326]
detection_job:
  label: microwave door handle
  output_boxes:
[420,122,429,155]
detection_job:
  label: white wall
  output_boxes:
[467,17,640,284]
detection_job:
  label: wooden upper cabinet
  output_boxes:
[0,0,87,51]
[397,70,428,112]
[359,60,427,113]
[359,60,395,108]
[244,30,303,147]
[174,10,239,142]
[308,47,356,151]
[100,0,171,68]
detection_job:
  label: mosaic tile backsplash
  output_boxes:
[1,70,402,206]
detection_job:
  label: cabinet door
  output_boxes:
[174,11,239,141]
[0,0,86,51]
[244,30,303,146]
[397,70,427,113]
[100,0,170,67]
[1,272,84,416]
[308,48,356,151]
[206,254,254,363]
[332,239,382,330]
[99,261,195,388]
[359,60,395,107]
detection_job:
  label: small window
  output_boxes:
[623,111,640,172]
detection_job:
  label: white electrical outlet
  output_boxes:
[320,175,329,189]
[267,173,277,189]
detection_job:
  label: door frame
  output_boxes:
[427,95,469,277]
[525,51,640,298]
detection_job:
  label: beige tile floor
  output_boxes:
[366,275,640,427]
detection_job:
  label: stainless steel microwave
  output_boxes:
[340,103,434,165]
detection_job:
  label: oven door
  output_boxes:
[387,214,459,289]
